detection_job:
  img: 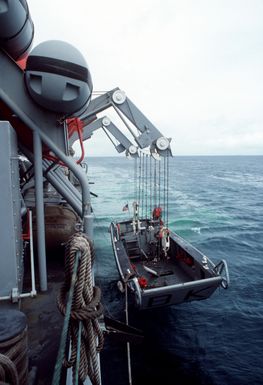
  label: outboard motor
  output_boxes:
[25,40,93,115]
[0,0,34,60]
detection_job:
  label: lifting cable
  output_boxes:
[145,154,148,219]
[158,159,161,208]
[166,155,169,228]
[134,151,170,224]
[134,157,137,205]
[138,153,142,217]
[150,155,152,217]
[163,157,168,227]
[154,158,157,209]
[141,153,145,218]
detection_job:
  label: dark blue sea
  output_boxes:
[88,155,263,385]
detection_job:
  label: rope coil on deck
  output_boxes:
[0,354,18,385]
[0,327,28,385]
[57,232,104,385]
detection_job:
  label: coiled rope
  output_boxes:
[55,233,104,385]
[0,328,28,385]
[0,354,18,385]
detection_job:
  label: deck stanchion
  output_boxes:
[33,129,47,292]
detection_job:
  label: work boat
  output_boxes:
[111,205,229,310]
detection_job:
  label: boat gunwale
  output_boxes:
[135,275,222,295]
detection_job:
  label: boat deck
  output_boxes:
[132,258,193,289]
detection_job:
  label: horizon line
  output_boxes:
[80,154,263,158]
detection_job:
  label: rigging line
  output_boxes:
[156,158,158,209]
[167,155,169,228]
[134,157,136,204]
[134,157,135,204]
[165,156,167,226]
[163,155,166,225]
[167,156,169,227]
[166,157,168,226]
[145,154,148,218]
[145,153,147,218]
[102,127,118,148]
[141,152,144,218]
[158,158,161,208]
[138,152,141,218]
[150,155,152,218]
[153,156,155,215]
[92,90,108,94]
[112,103,138,140]
[142,153,145,218]
[154,158,157,209]
[126,97,140,136]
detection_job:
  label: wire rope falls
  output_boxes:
[56,233,104,385]
[134,151,170,228]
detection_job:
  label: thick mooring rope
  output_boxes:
[57,233,104,385]
[0,328,28,385]
[0,354,18,385]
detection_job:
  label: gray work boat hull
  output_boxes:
[110,219,229,309]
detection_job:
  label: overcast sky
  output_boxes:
[27,0,263,156]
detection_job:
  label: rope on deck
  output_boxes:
[0,328,28,385]
[0,354,18,385]
[54,232,104,385]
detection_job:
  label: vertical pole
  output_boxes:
[29,210,36,295]
[125,283,132,385]
[84,213,93,240]
[33,129,47,291]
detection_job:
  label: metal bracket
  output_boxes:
[213,259,230,289]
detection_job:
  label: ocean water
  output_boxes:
[87,155,263,385]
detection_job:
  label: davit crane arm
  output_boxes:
[69,88,172,158]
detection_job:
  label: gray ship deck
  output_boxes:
[21,257,64,385]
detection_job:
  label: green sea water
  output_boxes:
[87,155,263,385]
